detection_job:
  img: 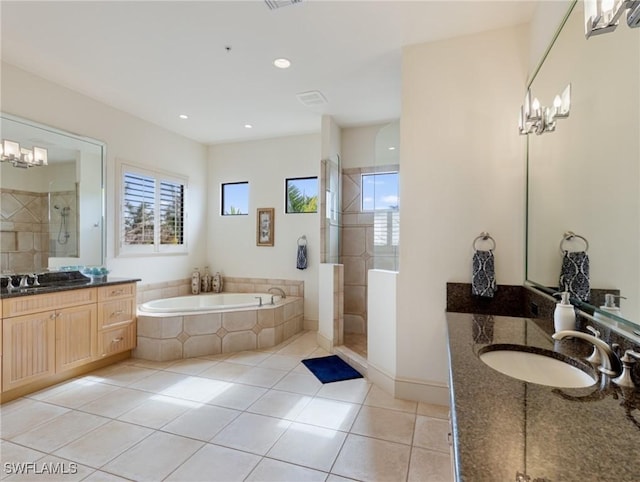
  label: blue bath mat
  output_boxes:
[302,355,363,384]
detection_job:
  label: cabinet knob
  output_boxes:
[111,289,124,296]
[112,337,124,343]
[110,310,125,317]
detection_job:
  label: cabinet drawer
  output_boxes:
[98,283,136,302]
[98,299,135,329]
[2,289,97,318]
[98,322,136,357]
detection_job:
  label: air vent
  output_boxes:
[296,90,328,107]
[265,0,302,10]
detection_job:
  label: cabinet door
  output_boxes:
[2,311,56,391]
[55,304,97,373]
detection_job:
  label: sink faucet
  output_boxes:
[19,274,31,288]
[552,330,622,377]
[267,287,286,299]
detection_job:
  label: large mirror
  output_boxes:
[0,113,105,273]
[526,2,640,329]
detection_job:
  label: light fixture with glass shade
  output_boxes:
[584,0,640,38]
[519,84,571,135]
[0,139,48,168]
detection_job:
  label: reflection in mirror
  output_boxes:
[526,2,640,330]
[0,113,105,273]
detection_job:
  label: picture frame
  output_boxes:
[256,207,275,246]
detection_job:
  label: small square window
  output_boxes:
[286,177,318,213]
[362,172,399,211]
[222,182,249,215]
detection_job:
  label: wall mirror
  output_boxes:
[526,1,640,330]
[0,113,105,273]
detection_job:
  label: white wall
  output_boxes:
[398,25,528,400]
[1,63,208,283]
[208,134,321,322]
[527,0,572,78]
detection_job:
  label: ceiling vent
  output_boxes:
[296,90,328,107]
[265,0,302,10]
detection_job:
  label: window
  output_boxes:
[222,182,249,215]
[362,171,399,247]
[119,163,186,255]
[286,177,318,213]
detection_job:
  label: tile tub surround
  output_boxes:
[135,297,305,361]
[447,313,640,481]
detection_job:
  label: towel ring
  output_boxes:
[559,231,589,253]
[473,232,496,251]
[297,235,307,246]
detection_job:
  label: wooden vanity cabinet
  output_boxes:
[1,282,137,400]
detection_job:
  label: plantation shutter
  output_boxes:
[160,180,184,245]
[123,171,155,245]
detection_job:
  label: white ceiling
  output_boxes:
[1,1,538,145]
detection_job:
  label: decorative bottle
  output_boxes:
[201,266,211,293]
[212,271,223,293]
[191,268,201,295]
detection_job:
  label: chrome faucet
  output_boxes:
[19,274,31,288]
[267,287,286,299]
[552,330,622,377]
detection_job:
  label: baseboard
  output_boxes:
[395,377,450,406]
[316,332,333,353]
[367,362,396,395]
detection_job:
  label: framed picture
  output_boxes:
[256,208,274,246]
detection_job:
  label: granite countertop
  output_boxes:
[0,274,140,299]
[447,312,640,482]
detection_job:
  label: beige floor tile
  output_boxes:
[418,402,450,420]
[258,354,303,371]
[89,364,157,387]
[364,385,418,413]
[413,416,451,453]
[316,377,371,404]
[128,358,176,370]
[245,458,327,482]
[25,380,78,401]
[273,371,322,396]
[34,380,118,409]
[351,405,416,444]
[267,421,347,472]
[234,366,288,388]
[225,350,272,366]
[294,397,360,431]
[157,376,233,403]
[53,420,153,468]
[127,370,189,393]
[102,431,203,482]
[161,404,241,441]
[11,411,109,453]
[326,475,360,482]
[82,471,131,481]
[332,433,411,482]
[247,389,313,420]
[0,397,36,415]
[164,443,260,482]
[117,395,194,429]
[0,440,47,475]
[164,357,218,375]
[205,383,267,410]
[199,361,252,381]
[408,446,454,482]
[5,455,94,481]
[211,412,290,455]
[77,387,150,418]
[0,401,70,439]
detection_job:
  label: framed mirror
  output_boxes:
[526,2,640,330]
[1,113,105,273]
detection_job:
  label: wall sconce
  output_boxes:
[519,84,571,135]
[0,139,48,168]
[584,0,640,38]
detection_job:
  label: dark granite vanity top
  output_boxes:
[0,271,140,299]
[447,312,640,482]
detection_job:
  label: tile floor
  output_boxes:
[0,331,453,482]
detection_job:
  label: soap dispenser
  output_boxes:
[553,291,575,333]
[600,294,624,317]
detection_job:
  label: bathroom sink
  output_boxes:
[478,344,597,388]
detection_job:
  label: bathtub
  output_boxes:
[139,292,279,313]
[135,292,304,361]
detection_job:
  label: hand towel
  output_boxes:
[472,314,495,344]
[559,250,590,302]
[296,244,308,270]
[472,250,496,298]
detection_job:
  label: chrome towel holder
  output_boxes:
[473,232,496,251]
[560,231,589,253]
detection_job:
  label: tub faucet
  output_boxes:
[552,330,622,377]
[268,287,286,299]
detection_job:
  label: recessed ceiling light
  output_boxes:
[179,114,188,119]
[273,58,291,69]
[388,146,396,151]
[244,124,253,129]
